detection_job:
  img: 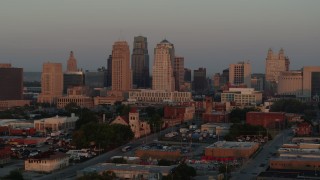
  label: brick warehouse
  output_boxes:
[246,112,285,129]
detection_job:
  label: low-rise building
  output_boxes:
[135,148,181,160]
[0,145,11,165]
[34,114,78,133]
[25,151,69,173]
[77,163,174,179]
[0,100,30,110]
[94,96,123,106]
[110,108,151,139]
[205,141,259,159]
[201,123,230,136]
[246,112,285,129]
[57,86,93,109]
[128,89,192,104]
[295,122,312,136]
[221,88,262,106]
[270,157,320,171]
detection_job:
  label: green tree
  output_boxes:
[77,171,116,180]
[163,163,196,180]
[75,108,99,130]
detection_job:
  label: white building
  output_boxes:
[129,89,192,104]
[221,88,262,106]
[34,114,78,133]
[25,152,69,173]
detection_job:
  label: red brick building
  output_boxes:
[163,106,194,127]
[202,112,229,123]
[295,122,312,136]
[246,112,285,129]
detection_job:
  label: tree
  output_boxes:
[75,108,99,130]
[2,169,24,180]
[163,163,196,180]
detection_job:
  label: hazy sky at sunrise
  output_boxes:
[0,0,319,76]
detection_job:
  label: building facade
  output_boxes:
[112,41,132,91]
[63,71,84,94]
[193,67,207,94]
[265,48,290,83]
[246,112,285,129]
[152,39,175,92]
[128,89,192,103]
[221,88,262,106]
[205,141,259,159]
[229,61,251,88]
[173,56,185,91]
[67,51,78,72]
[38,63,63,104]
[25,152,69,173]
[34,114,78,133]
[131,36,150,89]
[106,55,112,88]
[302,66,320,100]
[277,70,303,97]
[0,64,23,100]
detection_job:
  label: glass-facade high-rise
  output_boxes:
[131,36,150,88]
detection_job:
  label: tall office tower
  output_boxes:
[251,73,265,92]
[0,64,23,100]
[213,73,221,90]
[38,62,63,104]
[222,68,229,84]
[302,67,320,100]
[229,61,252,87]
[152,39,175,92]
[106,55,112,88]
[111,41,132,91]
[131,36,150,89]
[85,71,107,88]
[193,67,208,94]
[173,56,185,91]
[265,48,290,93]
[67,51,78,72]
[63,51,84,94]
[184,68,191,82]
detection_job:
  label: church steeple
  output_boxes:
[67,51,78,72]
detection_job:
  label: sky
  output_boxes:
[0,0,319,76]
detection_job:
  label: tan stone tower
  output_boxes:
[111,41,132,91]
[67,51,78,72]
[152,39,175,92]
[38,62,63,104]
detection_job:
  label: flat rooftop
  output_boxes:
[206,141,258,149]
[79,163,175,174]
[271,156,320,162]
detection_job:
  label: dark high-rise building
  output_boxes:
[0,64,23,100]
[193,67,208,94]
[106,55,112,88]
[63,72,84,94]
[131,36,150,88]
[85,71,107,88]
[184,68,191,82]
[174,56,184,91]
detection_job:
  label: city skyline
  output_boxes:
[0,1,319,75]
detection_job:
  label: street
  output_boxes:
[231,129,293,180]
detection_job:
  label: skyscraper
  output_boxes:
[193,67,207,94]
[131,36,150,88]
[152,39,175,92]
[265,48,290,83]
[184,68,191,82]
[63,51,84,94]
[173,56,184,91]
[111,41,132,91]
[229,61,252,87]
[0,64,23,100]
[67,51,78,72]
[106,55,112,88]
[38,62,63,104]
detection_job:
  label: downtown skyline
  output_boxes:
[0,0,320,75]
